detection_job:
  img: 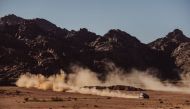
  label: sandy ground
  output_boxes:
[0,87,190,109]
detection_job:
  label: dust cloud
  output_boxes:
[16,65,190,98]
[16,67,140,98]
[104,66,190,93]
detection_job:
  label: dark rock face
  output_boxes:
[0,14,190,85]
[0,14,24,25]
[148,29,190,77]
[172,42,190,74]
[148,29,190,54]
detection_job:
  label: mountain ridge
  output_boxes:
[0,14,190,85]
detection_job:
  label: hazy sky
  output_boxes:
[0,0,189,43]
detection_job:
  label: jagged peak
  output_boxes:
[0,14,24,25]
[0,14,24,22]
[104,29,130,36]
[148,29,190,53]
[166,29,185,39]
[77,28,98,36]
[79,28,88,33]
[0,14,65,32]
[103,29,141,44]
[149,29,188,45]
[173,29,183,35]
[33,18,56,26]
[1,14,23,19]
[32,18,58,31]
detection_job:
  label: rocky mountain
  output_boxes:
[148,29,190,54]
[148,29,190,75]
[172,42,190,74]
[0,14,24,25]
[0,14,189,85]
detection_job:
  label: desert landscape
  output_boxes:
[0,13,190,109]
[1,86,190,109]
[0,1,190,109]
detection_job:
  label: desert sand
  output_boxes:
[0,87,190,109]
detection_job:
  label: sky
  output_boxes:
[0,0,189,43]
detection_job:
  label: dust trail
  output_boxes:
[106,70,190,93]
[67,87,139,99]
[16,68,139,99]
[16,65,190,98]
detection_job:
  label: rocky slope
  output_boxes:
[172,42,190,74]
[0,14,189,85]
[148,29,190,75]
[148,29,190,54]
